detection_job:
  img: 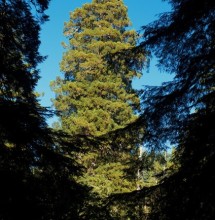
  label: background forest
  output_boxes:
[0,0,214,219]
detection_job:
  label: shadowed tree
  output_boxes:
[109,0,215,219]
[0,1,90,219]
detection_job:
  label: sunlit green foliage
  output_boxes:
[51,0,143,199]
[51,0,141,136]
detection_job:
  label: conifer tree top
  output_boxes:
[52,0,141,136]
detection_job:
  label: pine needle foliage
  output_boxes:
[51,0,141,137]
[51,0,144,201]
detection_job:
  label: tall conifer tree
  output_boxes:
[51,0,140,136]
[51,0,142,197]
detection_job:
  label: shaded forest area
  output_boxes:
[0,0,214,219]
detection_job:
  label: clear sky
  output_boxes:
[37,0,172,123]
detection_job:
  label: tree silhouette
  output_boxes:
[101,0,215,219]
[0,1,90,219]
[112,0,215,219]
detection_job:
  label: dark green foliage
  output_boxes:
[112,0,215,219]
[137,0,215,149]
[148,110,215,220]
[0,1,89,219]
[94,0,215,219]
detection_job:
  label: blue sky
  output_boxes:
[37,0,172,122]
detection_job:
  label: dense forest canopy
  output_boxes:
[0,0,214,219]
